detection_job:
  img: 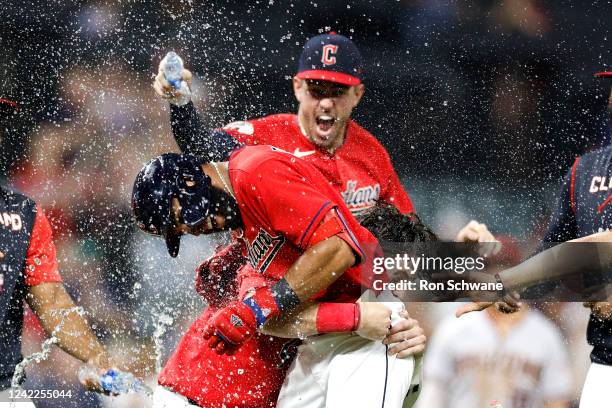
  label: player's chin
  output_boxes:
[312,131,338,148]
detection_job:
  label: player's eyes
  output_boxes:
[308,88,346,99]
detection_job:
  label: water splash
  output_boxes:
[152,310,174,374]
[11,306,86,388]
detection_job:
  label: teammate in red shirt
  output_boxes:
[154,33,414,215]
[132,147,421,407]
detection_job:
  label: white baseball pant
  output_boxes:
[276,291,421,408]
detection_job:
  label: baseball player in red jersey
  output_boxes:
[154,32,414,215]
[132,147,424,407]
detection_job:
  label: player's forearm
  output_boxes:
[48,309,107,364]
[262,301,361,338]
[169,102,241,160]
[261,303,318,338]
[241,237,355,330]
[170,101,206,154]
[284,236,355,303]
[501,233,612,291]
[261,237,359,336]
[27,283,107,365]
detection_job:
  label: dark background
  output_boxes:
[2,0,611,181]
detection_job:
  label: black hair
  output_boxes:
[357,201,438,243]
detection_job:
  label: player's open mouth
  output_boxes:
[316,115,336,136]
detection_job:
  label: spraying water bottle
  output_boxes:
[162,51,184,89]
[78,366,153,396]
[160,51,192,105]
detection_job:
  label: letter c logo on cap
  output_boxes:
[321,44,338,66]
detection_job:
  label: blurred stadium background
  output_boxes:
[1,1,611,406]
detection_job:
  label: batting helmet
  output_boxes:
[132,153,212,257]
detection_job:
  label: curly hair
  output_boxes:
[357,201,438,243]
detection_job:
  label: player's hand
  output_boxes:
[455,220,501,257]
[355,301,392,341]
[455,295,522,318]
[202,301,257,354]
[455,301,494,317]
[383,310,426,358]
[79,353,116,395]
[585,301,612,320]
[195,242,246,307]
[153,60,193,105]
[453,270,522,317]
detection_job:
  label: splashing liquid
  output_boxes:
[11,306,86,388]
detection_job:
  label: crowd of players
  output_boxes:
[1,23,611,408]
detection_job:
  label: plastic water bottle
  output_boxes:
[160,51,191,105]
[162,51,185,89]
[78,366,153,396]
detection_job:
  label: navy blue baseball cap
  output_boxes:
[296,32,364,86]
[132,153,212,257]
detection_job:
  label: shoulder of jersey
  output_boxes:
[0,185,35,209]
[578,144,612,165]
[232,145,293,172]
[347,121,383,145]
[346,120,390,158]
[223,114,297,136]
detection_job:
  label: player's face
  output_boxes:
[293,78,365,151]
[170,198,226,236]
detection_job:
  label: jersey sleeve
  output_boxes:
[307,208,365,263]
[542,158,580,244]
[24,207,62,286]
[378,149,415,214]
[170,102,243,161]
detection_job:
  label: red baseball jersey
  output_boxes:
[229,145,380,300]
[159,146,383,407]
[222,114,414,215]
[158,305,288,408]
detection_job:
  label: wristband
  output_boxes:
[316,303,360,333]
[242,278,301,328]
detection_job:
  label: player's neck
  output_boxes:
[202,162,235,199]
[327,126,347,154]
